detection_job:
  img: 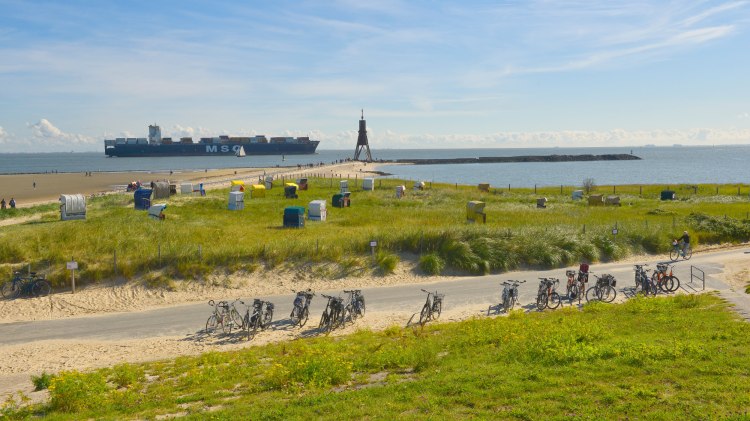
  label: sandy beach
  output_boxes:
[0,161,391,208]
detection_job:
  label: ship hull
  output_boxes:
[105,142,319,157]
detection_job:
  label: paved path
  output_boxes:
[0,247,748,346]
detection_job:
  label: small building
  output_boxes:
[605,195,621,206]
[250,184,266,198]
[588,194,604,206]
[230,180,245,192]
[134,188,152,210]
[308,199,327,221]
[147,203,167,220]
[60,194,86,221]
[537,197,547,208]
[571,190,584,200]
[283,206,305,228]
[362,178,375,191]
[228,191,244,210]
[661,190,676,201]
[284,183,299,199]
[478,183,490,192]
[467,201,486,223]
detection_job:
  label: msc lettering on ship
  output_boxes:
[205,145,242,153]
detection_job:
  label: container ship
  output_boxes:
[104,125,319,157]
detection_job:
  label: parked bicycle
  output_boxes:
[670,240,692,261]
[633,264,656,296]
[290,289,315,327]
[419,289,444,325]
[653,263,680,293]
[490,280,525,314]
[319,294,346,333]
[243,298,275,340]
[344,289,366,321]
[565,270,581,300]
[205,300,232,335]
[536,278,561,310]
[1,272,52,299]
[586,274,617,303]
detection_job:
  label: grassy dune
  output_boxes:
[0,178,749,286]
[5,294,750,419]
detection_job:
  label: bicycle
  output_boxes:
[633,264,656,296]
[319,294,345,333]
[1,272,52,299]
[536,278,561,310]
[419,289,444,326]
[290,289,315,327]
[243,298,275,340]
[344,289,366,321]
[670,240,692,261]
[498,279,526,313]
[653,263,680,293]
[586,274,617,303]
[205,300,232,335]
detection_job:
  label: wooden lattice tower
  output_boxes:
[353,109,373,162]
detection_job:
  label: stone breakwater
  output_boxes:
[387,154,640,165]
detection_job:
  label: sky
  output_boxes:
[1,0,750,152]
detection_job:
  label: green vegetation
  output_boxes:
[5,294,750,419]
[1,178,749,286]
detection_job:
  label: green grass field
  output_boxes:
[5,294,750,419]
[0,177,749,286]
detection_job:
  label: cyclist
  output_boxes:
[675,231,690,256]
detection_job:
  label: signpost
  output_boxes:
[370,240,377,256]
[67,260,78,293]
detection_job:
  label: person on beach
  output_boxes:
[33,181,36,189]
[1,198,5,209]
[9,198,15,208]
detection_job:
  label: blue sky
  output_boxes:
[1,0,749,151]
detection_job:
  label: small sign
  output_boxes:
[370,241,377,247]
[67,261,78,270]
[612,228,618,235]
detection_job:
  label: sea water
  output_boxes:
[0,145,748,187]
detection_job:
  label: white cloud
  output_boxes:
[26,119,96,148]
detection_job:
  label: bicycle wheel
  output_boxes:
[319,311,330,331]
[599,286,617,303]
[32,280,51,297]
[548,292,562,309]
[568,284,579,300]
[1,281,21,299]
[357,297,366,317]
[205,315,218,335]
[502,296,511,313]
[419,303,431,325]
[433,300,442,319]
[262,307,273,329]
[585,287,599,303]
[299,307,309,327]
[290,305,300,324]
[668,276,680,292]
[230,307,243,329]
[535,293,547,310]
[683,248,692,260]
[669,249,679,261]
[220,315,231,334]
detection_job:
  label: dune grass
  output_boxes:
[4,294,750,419]
[0,177,749,286]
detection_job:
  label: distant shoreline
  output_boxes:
[384,154,640,165]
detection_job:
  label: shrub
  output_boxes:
[375,252,399,275]
[419,253,444,275]
[31,372,52,391]
[49,370,109,412]
[109,364,145,389]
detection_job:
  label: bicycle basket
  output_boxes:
[656,263,668,272]
[293,296,304,307]
[566,270,576,277]
[266,302,275,310]
[602,274,616,287]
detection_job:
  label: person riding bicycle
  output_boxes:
[675,231,690,255]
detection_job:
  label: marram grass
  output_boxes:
[1,178,749,285]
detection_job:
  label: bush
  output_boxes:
[31,372,52,391]
[419,253,445,275]
[49,370,109,412]
[375,252,399,275]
